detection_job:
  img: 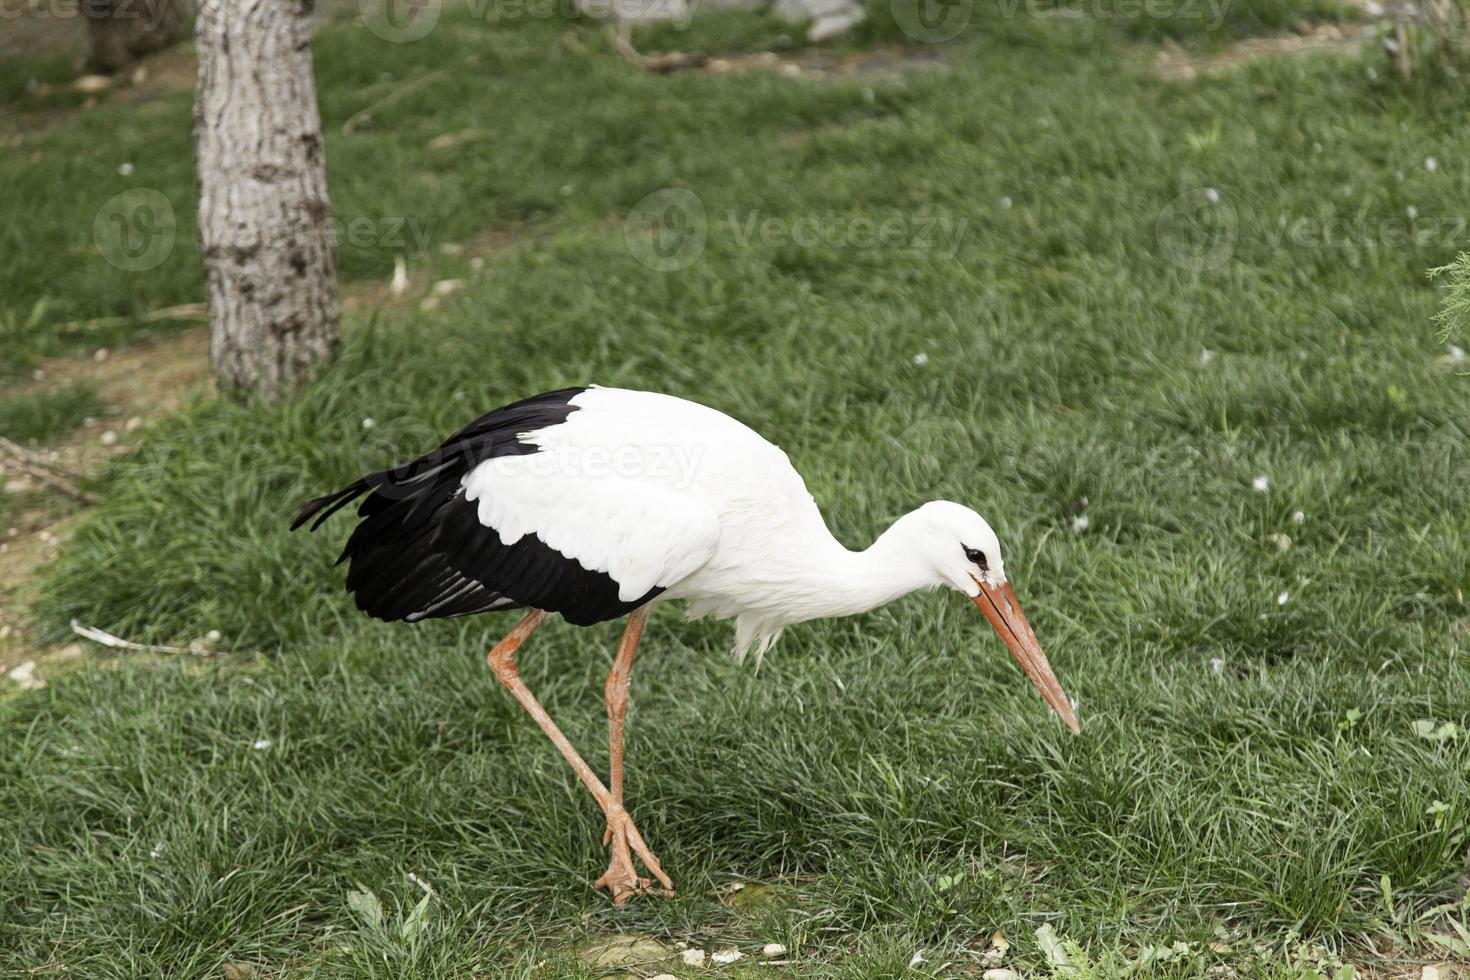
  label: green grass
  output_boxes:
[3,4,1470,977]
[0,382,106,445]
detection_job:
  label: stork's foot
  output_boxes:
[595,807,674,905]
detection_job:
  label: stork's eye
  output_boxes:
[963,546,988,571]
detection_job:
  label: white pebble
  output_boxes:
[1204,187,1220,204]
[1200,347,1215,364]
[1251,475,1269,492]
[1292,510,1305,525]
[1000,196,1012,209]
[361,418,376,429]
[1070,515,1089,533]
[711,948,743,964]
[762,942,787,957]
[1210,657,1225,675]
[680,948,705,966]
[1425,157,1437,172]
[251,738,272,750]
[118,162,135,176]
[983,971,1022,980]
[911,352,929,366]
[1406,205,1418,219]
[100,430,118,446]
[1277,590,1290,606]
[6,660,43,690]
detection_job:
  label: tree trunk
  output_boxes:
[86,0,193,74]
[193,0,340,401]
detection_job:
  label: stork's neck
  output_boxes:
[800,511,940,620]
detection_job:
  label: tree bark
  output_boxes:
[194,0,341,401]
[86,0,193,74]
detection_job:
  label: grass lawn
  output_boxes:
[2,1,1469,976]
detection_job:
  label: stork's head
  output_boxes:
[908,501,1079,733]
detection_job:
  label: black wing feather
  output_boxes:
[292,387,665,627]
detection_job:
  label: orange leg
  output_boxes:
[594,605,672,900]
[487,607,672,905]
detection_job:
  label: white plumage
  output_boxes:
[297,382,1078,907]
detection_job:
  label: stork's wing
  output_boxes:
[293,387,719,626]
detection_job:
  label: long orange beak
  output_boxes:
[971,580,1079,733]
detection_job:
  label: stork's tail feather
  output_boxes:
[290,479,371,532]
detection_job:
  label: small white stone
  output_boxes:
[100,430,118,446]
[911,352,929,366]
[1425,157,1437,172]
[118,162,135,176]
[762,942,787,957]
[1251,475,1269,493]
[680,948,705,966]
[7,660,43,690]
[31,368,45,381]
[983,971,1022,980]
[1204,188,1220,204]
[361,418,376,430]
[251,738,272,750]
[1421,966,1441,980]
[1276,590,1290,606]
[1200,347,1215,364]
[1406,205,1418,219]
[93,348,109,361]
[1210,657,1225,675]
[469,256,485,271]
[711,948,743,964]
[1292,510,1305,525]
[1070,515,1089,533]
[1000,196,1012,209]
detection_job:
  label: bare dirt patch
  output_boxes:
[0,328,213,677]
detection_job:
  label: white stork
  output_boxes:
[293,385,1078,904]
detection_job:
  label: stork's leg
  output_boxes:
[594,605,672,900]
[486,608,672,905]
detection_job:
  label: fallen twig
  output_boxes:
[0,437,98,505]
[53,303,207,335]
[605,26,707,73]
[70,620,229,657]
[343,71,449,136]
